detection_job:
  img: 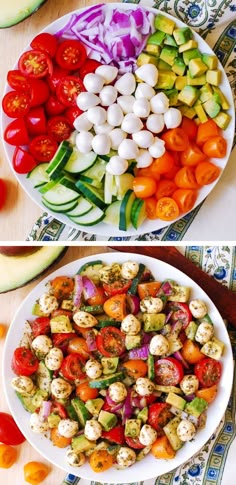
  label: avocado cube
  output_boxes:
[212,86,230,110]
[48,413,61,428]
[201,337,225,360]
[137,407,148,423]
[203,98,221,118]
[155,13,175,35]
[172,57,186,76]
[50,314,73,333]
[179,40,198,53]
[163,417,183,450]
[178,85,199,107]
[160,46,178,66]
[206,69,222,86]
[164,88,179,106]
[31,303,48,317]
[125,419,142,438]
[157,59,172,71]
[125,334,142,350]
[187,72,206,86]
[145,44,161,56]
[72,434,96,452]
[164,33,177,47]
[168,284,191,302]
[136,52,159,67]
[143,313,166,332]
[202,53,218,70]
[98,410,117,431]
[199,83,213,102]
[185,397,208,417]
[213,111,231,130]
[179,105,196,119]
[175,76,187,90]
[85,398,104,416]
[166,392,186,410]
[147,30,166,46]
[101,357,119,375]
[182,48,201,65]
[173,27,193,45]
[155,70,176,89]
[185,321,198,340]
[188,58,208,78]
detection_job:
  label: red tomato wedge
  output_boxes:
[11,347,39,376]
[4,118,29,146]
[60,353,86,381]
[13,147,37,174]
[29,134,58,162]
[55,39,87,70]
[96,327,126,357]
[194,358,222,388]
[18,49,53,78]
[56,76,84,107]
[2,91,31,118]
[155,357,184,386]
[30,32,58,57]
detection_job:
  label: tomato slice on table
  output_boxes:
[102,424,125,445]
[4,118,29,146]
[125,436,145,449]
[60,353,86,381]
[47,116,72,142]
[25,106,47,136]
[103,279,132,296]
[56,76,84,107]
[194,357,222,388]
[0,179,7,210]
[2,91,31,118]
[7,69,31,91]
[96,327,126,357]
[164,301,192,329]
[30,317,51,338]
[11,347,39,376]
[56,39,87,70]
[0,412,26,445]
[155,357,184,386]
[29,135,58,162]
[148,402,173,433]
[30,32,58,58]
[156,196,180,221]
[13,147,37,174]
[18,49,53,78]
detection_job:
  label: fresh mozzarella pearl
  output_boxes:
[107,104,124,127]
[135,64,158,87]
[118,139,139,159]
[150,92,169,114]
[115,73,136,95]
[83,73,104,93]
[146,113,165,134]
[76,92,100,110]
[164,107,182,128]
[11,376,35,396]
[109,128,127,150]
[58,419,79,438]
[132,130,154,148]
[149,334,169,356]
[30,413,49,433]
[45,347,64,371]
[177,419,196,442]
[73,310,98,328]
[117,95,135,114]
[32,335,52,357]
[121,113,143,134]
[76,131,93,154]
[189,299,208,319]
[86,106,107,125]
[149,138,166,158]
[73,113,93,132]
[121,314,141,335]
[135,377,155,396]
[84,420,102,441]
[139,424,157,446]
[140,296,164,313]
[106,156,128,175]
[136,149,153,168]
[51,378,72,399]
[39,293,58,315]
[95,65,118,84]
[85,359,103,379]
[180,375,199,395]
[99,85,118,106]
[132,98,150,118]
[94,122,113,135]
[116,447,136,468]
[135,83,155,100]
[91,134,111,155]
[108,382,127,403]
[195,322,214,345]
[121,261,139,279]
[66,450,86,467]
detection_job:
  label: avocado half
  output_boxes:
[0,246,67,293]
[0,0,48,29]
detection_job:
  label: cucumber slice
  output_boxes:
[89,371,125,389]
[119,189,136,231]
[77,260,104,283]
[104,172,114,204]
[59,174,79,192]
[42,198,79,213]
[131,197,147,229]
[43,182,79,205]
[68,206,105,226]
[103,200,121,226]
[27,163,50,187]
[76,180,106,210]
[82,157,106,181]
[66,197,93,217]
[115,173,134,200]
[79,174,102,189]
[39,178,60,194]
[46,141,73,180]
[64,149,97,173]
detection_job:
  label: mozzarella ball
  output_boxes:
[108,382,127,403]
[132,130,154,149]
[118,139,139,160]
[135,83,155,100]
[84,419,102,441]
[177,419,196,442]
[146,114,165,134]
[85,359,102,379]
[180,375,199,395]
[150,92,169,114]
[86,106,107,125]
[32,335,52,357]
[66,450,86,467]
[117,95,135,114]
[164,107,182,129]
[189,299,208,319]
[30,413,49,433]
[45,347,64,371]
[109,128,127,150]
[76,131,93,154]
[121,113,143,134]
[121,261,139,280]
[107,104,124,127]
[99,85,118,106]
[149,334,169,356]
[91,134,111,155]
[139,424,157,446]
[136,149,153,168]
[136,377,155,396]
[135,64,158,87]
[195,322,214,345]
[133,98,150,118]
[39,293,58,315]
[140,296,164,313]
[149,138,166,158]
[11,376,35,396]
[121,314,141,335]
[51,378,72,399]
[73,310,98,328]
[95,65,118,84]
[58,419,79,438]
[74,113,93,132]
[94,122,113,135]
[76,92,100,110]
[83,73,104,93]
[106,156,128,176]
[116,447,136,468]
[115,73,136,95]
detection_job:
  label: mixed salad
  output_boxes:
[10,258,225,472]
[2,4,231,231]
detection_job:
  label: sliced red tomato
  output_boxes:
[18,49,53,78]
[4,118,29,146]
[0,179,7,209]
[125,436,145,449]
[2,91,31,118]
[11,347,39,376]
[148,402,173,433]
[102,425,125,445]
[45,95,66,116]
[47,66,70,92]
[60,353,86,381]
[155,357,184,386]
[25,106,47,136]
[7,69,31,91]
[13,147,37,174]
[52,332,77,353]
[30,317,51,338]
[103,279,132,296]
[30,32,58,58]
[194,358,222,388]
[0,413,26,445]
[56,39,87,70]
[47,116,72,142]
[28,78,50,107]
[79,59,102,79]
[50,401,67,418]
[96,327,126,357]
[29,134,58,162]
[65,106,83,127]
[56,76,84,107]
[164,301,192,329]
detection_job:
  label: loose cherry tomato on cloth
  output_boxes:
[4,118,29,146]
[25,107,47,136]
[125,436,145,449]
[123,359,148,378]
[155,179,177,200]
[137,281,161,299]
[60,353,86,381]
[0,444,17,469]
[76,381,98,401]
[55,39,87,70]
[56,76,84,107]
[50,427,71,448]
[28,78,50,107]
[30,317,51,338]
[30,32,58,57]
[103,279,132,296]
[148,402,173,432]
[0,412,26,445]
[29,135,58,162]
[161,127,189,151]
[45,95,65,116]
[96,326,126,357]
[102,424,125,445]
[11,347,39,376]
[181,339,205,364]
[175,166,199,189]
[79,59,102,79]
[13,147,37,174]
[164,301,192,329]
[133,176,157,198]
[87,286,107,305]
[103,293,128,321]
[2,91,31,118]
[24,461,50,485]
[155,357,184,386]
[47,66,70,92]
[50,275,74,299]
[202,136,227,158]
[196,119,220,146]
[181,117,198,140]
[195,161,221,186]
[172,188,198,213]
[180,143,206,167]
[194,357,222,388]
[145,196,158,219]
[18,49,53,78]
[151,151,175,175]
[156,196,180,221]
[7,69,31,91]
[47,115,72,142]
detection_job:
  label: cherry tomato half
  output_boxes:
[148,402,173,433]
[56,39,87,70]
[79,59,102,79]
[25,106,47,136]
[47,116,72,142]
[30,32,58,58]
[4,118,29,146]
[47,66,70,92]
[133,176,157,198]
[125,436,145,449]
[45,95,65,116]
[155,357,184,386]
[194,357,222,388]
[29,135,58,162]
[102,425,125,445]
[11,347,39,376]
[96,327,126,357]
[7,69,31,92]
[161,128,189,151]
[2,91,31,118]
[164,301,192,329]
[13,147,37,174]
[56,76,84,107]
[103,279,132,296]
[0,412,26,445]
[30,317,51,338]
[18,49,53,78]
[28,78,50,107]
[156,197,180,221]
[60,353,86,381]
[76,381,98,401]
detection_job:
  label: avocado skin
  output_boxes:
[0,0,48,29]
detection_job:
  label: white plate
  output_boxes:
[1,3,235,237]
[3,251,233,483]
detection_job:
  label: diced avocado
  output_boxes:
[201,337,224,360]
[179,105,196,119]
[213,111,231,130]
[143,313,166,332]
[199,83,213,102]
[173,27,193,46]
[185,397,208,417]
[165,335,183,355]
[136,52,159,67]
[50,314,73,333]
[125,334,142,350]
[15,392,38,413]
[188,58,208,78]
[157,59,172,71]
[155,13,175,35]
[212,91,222,105]
[178,85,199,107]
[145,44,161,56]
[48,413,61,428]
[89,371,124,389]
[160,46,178,66]
[35,361,52,393]
[137,406,148,423]
[179,40,198,53]
[206,69,222,86]
[164,33,178,47]
[182,48,201,65]
[163,417,183,450]
[185,321,198,340]
[187,73,206,86]
[155,70,176,89]
[31,389,48,407]
[136,445,152,461]
[172,57,186,76]
[61,299,74,310]
[164,88,179,106]
[168,284,191,302]
[101,357,119,375]
[203,98,221,118]
[155,384,183,395]
[71,398,91,427]
[148,353,155,380]
[147,30,166,46]
[85,441,109,457]
[72,434,96,453]
[194,104,208,123]
[202,53,218,69]
[98,410,117,431]
[212,86,230,110]
[85,398,104,416]
[175,76,187,90]
[31,303,48,317]
[125,419,142,438]
[166,392,186,410]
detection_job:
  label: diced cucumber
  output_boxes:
[42,198,79,213]
[68,206,105,226]
[71,398,91,426]
[76,180,106,210]
[77,260,104,283]
[163,416,184,450]
[103,200,121,226]
[148,353,155,380]
[119,189,136,231]
[46,141,73,180]
[131,197,146,229]
[128,263,146,295]
[64,149,97,173]
[27,163,50,187]
[66,197,93,217]
[82,157,106,181]
[43,182,79,205]
[39,178,60,194]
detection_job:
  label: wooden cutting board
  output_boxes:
[109,246,236,327]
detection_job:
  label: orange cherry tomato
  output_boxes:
[50,276,74,299]
[137,281,161,298]
[89,449,113,472]
[175,166,199,189]
[155,179,177,200]
[87,286,107,305]
[161,127,189,151]
[196,384,218,404]
[156,197,180,221]
[202,136,227,158]
[76,381,99,401]
[136,167,160,182]
[67,336,90,358]
[145,196,158,219]
[0,444,17,468]
[133,176,157,198]
[103,293,128,321]
[172,188,198,213]
[181,339,205,364]
[50,427,72,448]
[195,161,221,186]
[151,435,176,459]
[180,143,206,167]
[181,117,198,140]
[123,360,148,378]
[23,461,50,485]
[196,119,220,146]
[151,151,175,175]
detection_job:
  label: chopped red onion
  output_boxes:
[122,389,133,424]
[128,344,149,360]
[73,274,83,307]
[40,400,52,419]
[82,276,97,299]
[184,393,196,402]
[126,294,140,315]
[173,351,189,369]
[161,280,174,296]
[86,330,97,352]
